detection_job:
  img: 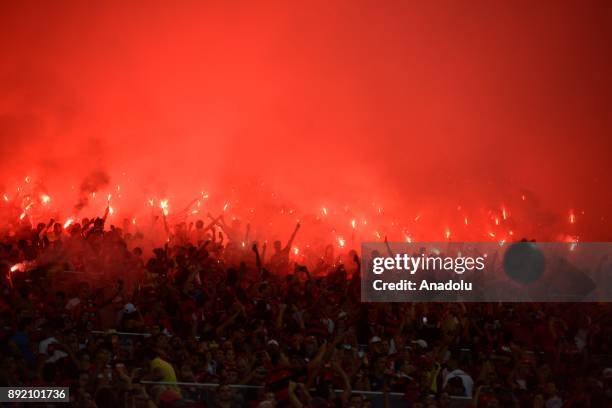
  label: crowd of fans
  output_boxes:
[0,214,611,407]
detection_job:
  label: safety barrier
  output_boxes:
[139,380,473,408]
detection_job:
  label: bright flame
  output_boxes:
[322,207,328,216]
[351,219,356,229]
[293,247,299,255]
[40,194,51,204]
[502,207,507,220]
[569,211,575,224]
[488,232,496,238]
[405,235,412,243]
[223,202,229,212]
[24,176,30,183]
[464,217,468,226]
[108,206,114,215]
[3,194,8,202]
[569,236,579,251]
[19,202,34,220]
[132,218,137,225]
[445,229,451,240]
[338,237,346,248]
[375,231,381,239]
[64,218,74,229]
[160,200,169,216]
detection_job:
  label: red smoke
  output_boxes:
[1,1,611,243]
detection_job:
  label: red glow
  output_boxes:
[0,2,611,244]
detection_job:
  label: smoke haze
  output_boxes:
[1,1,611,241]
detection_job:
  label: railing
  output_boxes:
[139,380,473,408]
[140,380,406,396]
[91,330,152,337]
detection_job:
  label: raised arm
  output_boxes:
[285,222,301,251]
[102,205,110,224]
[252,243,262,270]
[261,242,267,263]
[384,236,394,257]
[244,223,251,244]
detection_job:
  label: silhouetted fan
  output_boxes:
[503,241,545,284]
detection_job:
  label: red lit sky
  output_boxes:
[0,1,611,241]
